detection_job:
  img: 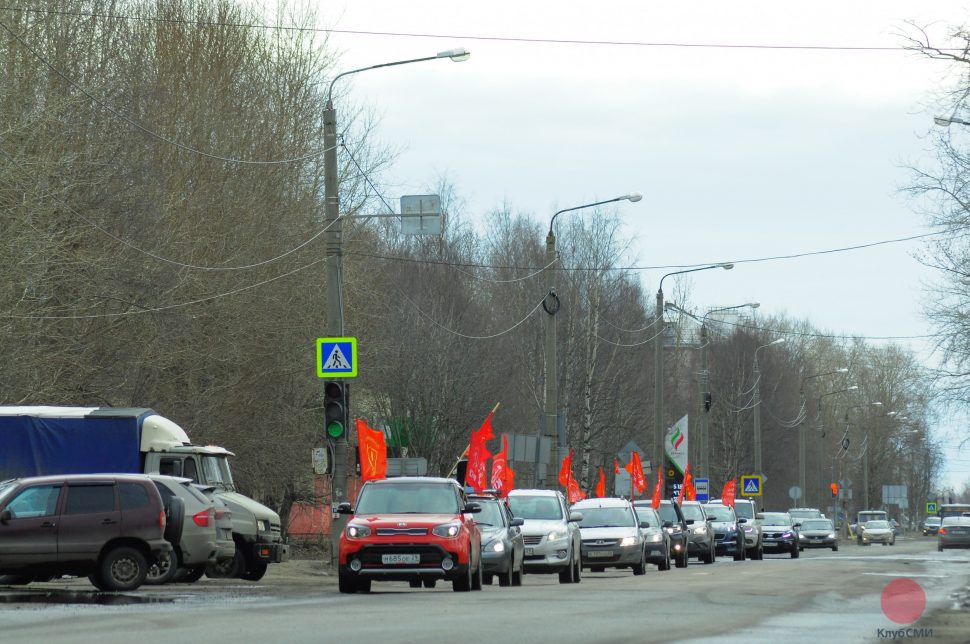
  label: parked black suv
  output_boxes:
[656,500,690,568]
[0,474,171,591]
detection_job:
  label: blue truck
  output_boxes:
[0,406,287,581]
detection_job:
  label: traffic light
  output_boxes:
[830,482,838,498]
[324,381,349,441]
[703,392,712,412]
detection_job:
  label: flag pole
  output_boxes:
[447,403,502,479]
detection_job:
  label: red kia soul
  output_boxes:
[337,477,482,593]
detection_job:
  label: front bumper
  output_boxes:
[644,540,667,564]
[341,543,468,580]
[481,548,512,573]
[686,534,712,554]
[714,532,742,554]
[522,535,571,572]
[581,543,642,568]
[762,534,797,551]
[800,535,837,548]
[253,538,289,563]
[861,534,893,544]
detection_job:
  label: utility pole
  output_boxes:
[698,323,709,478]
[654,289,664,494]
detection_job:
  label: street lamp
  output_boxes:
[665,301,760,478]
[544,193,642,485]
[934,115,970,127]
[655,263,733,496]
[798,369,849,506]
[323,47,469,545]
[752,338,786,479]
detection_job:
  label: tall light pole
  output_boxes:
[799,369,848,506]
[842,400,882,517]
[654,264,733,496]
[323,48,469,546]
[544,193,642,485]
[752,338,786,479]
[816,386,857,510]
[664,301,759,479]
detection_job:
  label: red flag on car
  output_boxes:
[721,479,737,507]
[567,476,586,503]
[356,419,388,482]
[613,457,621,475]
[465,412,494,493]
[651,468,663,509]
[490,434,515,497]
[558,448,574,488]
[677,463,694,504]
[625,451,646,495]
[595,466,606,498]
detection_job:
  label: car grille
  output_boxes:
[376,527,429,537]
[523,535,543,546]
[582,539,618,547]
[764,532,789,539]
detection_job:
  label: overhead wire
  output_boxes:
[398,290,545,340]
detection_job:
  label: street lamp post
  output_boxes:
[799,369,848,506]
[323,48,469,550]
[654,264,733,496]
[816,386,857,509]
[544,194,642,485]
[752,338,786,478]
[844,401,882,510]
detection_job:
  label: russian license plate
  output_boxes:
[812,538,822,542]
[524,547,534,556]
[381,553,420,565]
[588,550,613,558]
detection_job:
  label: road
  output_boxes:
[2,537,968,643]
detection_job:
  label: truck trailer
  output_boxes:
[0,406,287,581]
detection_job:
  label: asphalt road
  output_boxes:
[2,536,968,643]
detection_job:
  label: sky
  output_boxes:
[311,1,970,491]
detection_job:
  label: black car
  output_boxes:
[704,502,746,561]
[758,511,800,558]
[470,495,525,587]
[633,504,672,570]
[656,500,690,568]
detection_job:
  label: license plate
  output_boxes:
[381,554,420,565]
[812,538,822,542]
[587,550,614,558]
[524,547,534,556]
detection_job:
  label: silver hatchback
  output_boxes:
[507,489,583,584]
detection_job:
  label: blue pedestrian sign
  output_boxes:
[740,474,762,497]
[926,501,938,515]
[316,337,358,378]
[695,478,710,502]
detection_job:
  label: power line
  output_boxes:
[398,290,545,340]
[0,6,955,53]
[0,17,337,165]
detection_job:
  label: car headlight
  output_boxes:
[432,522,462,538]
[692,526,706,534]
[827,533,836,539]
[647,533,663,543]
[666,525,682,535]
[619,536,638,547]
[727,525,737,533]
[798,533,807,540]
[346,525,371,539]
[547,529,567,542]
[781,531,793,539]
[743,526,754,533]
[488,540,505,553]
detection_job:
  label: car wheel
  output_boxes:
[632,550,647,576]
[357,579,371,593]
[471,558,483,591]
[675,548,688,568]
[146,549,179,585]
[832,544,839,552]
[423,579,437,588]
[409,580,422,589]
[96,546,149,591]
[242,558,268,582]
[498,558,512,587]
[938,542,943,552]
[558,557,574,584]
[483,573,494,586]
[590,566,605,573]
[163,497,185,545]
[453,557,473,592]
[734,537,745,562]
[791,544,800,559]
[512,564,524,586]
[572,552,582,583]
[703,543,715,564]
[890,539,895,546]
[338,569,357,594]
[207,548,245,579]
[177,566,207,583]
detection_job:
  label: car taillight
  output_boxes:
[939,527,947,535]
[192,509,211,527]
[159,510,167,530]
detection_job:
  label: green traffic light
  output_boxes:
[327,420,345,439]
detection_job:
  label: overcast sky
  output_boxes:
[314,1,970,490]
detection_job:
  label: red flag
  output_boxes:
[490,434,515,496]
[721,479,737,507]
[595,466,606,498]
[613,457,621,475]
[625,452,646,494]
[356,419,388,482]
[567,476,586,503]
[558,448,574,488]
[677,463,694,504]
[465,412,494,493]
[651,468,663,509]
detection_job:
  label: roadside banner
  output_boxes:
[664,415,689,476]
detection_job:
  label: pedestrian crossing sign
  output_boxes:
[926,501,937,515]
[740,474,762,497]
[316,337,358,378]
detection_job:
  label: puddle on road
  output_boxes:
[0,591,175,605]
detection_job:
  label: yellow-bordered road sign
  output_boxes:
[740,474,762,497]
[926,501,938,514]
[316,337,358,378]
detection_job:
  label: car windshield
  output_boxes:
[733,503,755,519]
[355,483,460,515]
[800,520,833,531]
[681,504,705,521]
[578,506,636,528]
[760,513,792,526]
[865,520,890,529]
[201,455,235,489]
[926,517,941,525]
[634,507,659,526]
[941,516,970,526]
[858,512,887,523]
[789,509,820,519]
[473,500,506,527]
[704,505,735,521]
[657,503,681,524]
[508,495,563,520]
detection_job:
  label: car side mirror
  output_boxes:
[568,511,583,523]
[639,521,650,528]
[706,516,714,522]
[464,502,482,514]
[663,520,673,529]
[510,517,524,527]
[336,502,354,515]
[794,522,802,528]
[685,519,695,525]
[0,508,10,524]
[738,517,748,524]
